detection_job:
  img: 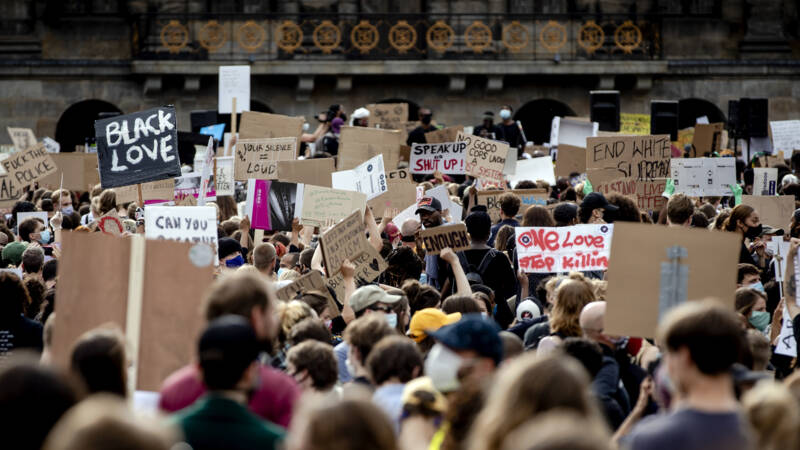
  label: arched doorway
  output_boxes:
[514,99,577,145]
[678,98,726,129]
[55,100,122,152]
[376,98,420,123]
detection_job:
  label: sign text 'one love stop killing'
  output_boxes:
[95,106,181,188]
[516,224,614,273]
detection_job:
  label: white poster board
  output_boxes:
[550,117,598,148]
[215,156,235,196]
[17,211,49,227]
[770,120,800,153]
[331,154,388,201]
[145,206,219,263]
[775,254,800,357]
[753,168,778,196]
[507,156,556,186]
[42,137,60,153]
[218,66,250,114]
[409,142,467,175]
[671,157,736,197]
[516,224,613,273]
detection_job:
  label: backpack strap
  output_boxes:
[476,248,500,277]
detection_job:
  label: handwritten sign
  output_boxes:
[507,156,555,187]
[753,168,778,196]
[670,157,736,197]
[620,113,650,135]
[770,120,800,153]
[319,210,369,276]
[775,254,800,357]
[215,156,235,196]
[1,143,58,186]
[516,224,614,273]
[326,244,386,302]
[145,206,218,260]
[458,132,509,182]
[94,107,180,188]
[477,189,549,222]
[586,134,671,182]
[366,103,408,130]
[234,137,296,181]
[297,184,367,228]
[116,179,175,205]
[331,154,387,201]
[276,270,340,315]
[218,66,250,114]
[7,127,36,151]
[417,224,470,255]
[410,142,466,175]
[591,175,667,212]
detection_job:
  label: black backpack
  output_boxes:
[456,249,501,285]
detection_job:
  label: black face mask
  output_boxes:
[421,115,432,125]
[744,224,763,240]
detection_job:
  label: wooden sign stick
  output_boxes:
[213,156,218,193]
[137,183,144,207]
[227,97,237,157]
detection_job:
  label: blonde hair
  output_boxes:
[743,381,800,450]
[468,353,606,450]
[550,277,595,337]
[276,300,315,345]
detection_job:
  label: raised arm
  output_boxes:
[365,207,382,253]
[341,259,357,324]
[440,248,470,297]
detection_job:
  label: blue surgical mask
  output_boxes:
[277,268,287,278]
[62,206,74,216]
[749,311,770,332]
[499,109,511,120]
[38,230,51,244]
[385,312,398,329]
[748,282,765,293]
[225,254,245,268]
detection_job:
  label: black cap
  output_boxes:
[428,315,503,365]
[553,203,578,224]
[580,192,618,212]
[415,197,443,214]
[218,237,242,260]
[198,315,259,368]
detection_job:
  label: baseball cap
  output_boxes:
[218,237,242,261]
[516,299,542,322]
[352,107,370,119]
[553,203,578,224]
[428,314,503,365]
[407,308,461,343]
[2,241,29,266]
[198,315,259,371]
[580,192,618,212]
[415,197,442,215]
[349,285,402,313]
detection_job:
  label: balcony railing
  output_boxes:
[132,13,666,61]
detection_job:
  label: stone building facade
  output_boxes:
[1,0,798,150]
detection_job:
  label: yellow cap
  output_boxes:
[407,308,461,343]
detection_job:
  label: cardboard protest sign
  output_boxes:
[276,158,335,188]
[326,244,386,302]
[97,213,124,236]
[338,126,403,171]
[41,153,100,191]
[604,223,740,338]
[145,206,219,260]
[319,210,369,276]
[591,174,667,212]
[366,103,408,130]
[457,132,509,182]
[174,172,215,202]
[297,184,367,228]
[1,143,58,186]
[198,137,215,207]
[508,157,555,187]
[332,154,388,201]
[0,173,23,207]
[368,169,417,218]
[769,120,800,153]
[550,117,598,148]
[753,168,778,196]
[234,137,296,181]
[425,126,464,144]
[586,134,671,182]
[742,195,795,231]
[17,211,48,227]
[218,65,250,114]
[276,270,339,316]
[215,156,235,196]
[516,224,613,273]
[410,142,467,175]
[620,113,650,135]
[94,107,180,188]
[670,157,736,197]
[477,189,549,222]
[691,123,723,157]
[116,179,175,205]
[53,232,213,391]
[238,111,303,142]
[554,144,586,178]
[677,127,694,152]
[7,127,36,151]
[245,180,298,231]
[417,223,470,255]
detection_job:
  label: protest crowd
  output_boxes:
[4,81,800,450]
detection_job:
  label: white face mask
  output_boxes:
[424,343,463,393]
[499,109,511,120]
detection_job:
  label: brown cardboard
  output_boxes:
[604,223,740,338]
[555,144,587,177]
[417,223,470,255]
[275,270,340,317]
[1,143,58,186]
[338,126,403,171]
[325,243,386,303]
[691,123,724,157]
[592,175,668,212]
[367,169,417,218]
[41,153,100,191]
[53,232,213,391]
[319,210,367,276]
[115,179,175,204]
[238,111,304,142]
[366,103,408,130]
[458,132,510,183]
[425,126,464,144]
[234,137,297,181]
[741,195,795,231]
[276,158,335,187]
[586,135,671,181]
[476,189,548,222]
[7,127,36,151]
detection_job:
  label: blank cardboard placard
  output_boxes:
[116,178,175,204]
[604,223,740,339]
[368,169,417,218]
[276,158,335,187]
[742,195,795,231]
[275,270,340,316]
[366,103,408,130]
[338,126,403,171]
[554,144,586,178]
[477,189,548,222]
[425,126,464,144]
[691,123,723,157]
[586,134,671,181]
[41,153,100,191]
[417,223,470,255]
[238,111,304,142]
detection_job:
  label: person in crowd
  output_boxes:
[342,314,396,389]
[416,196,449,289]
[488,192,520,247]
[525,275,595,349]
[70,326,128,398]
[367,335,424,431]
[579,192,618,224]
[553,202,579,227]
[286,340,339,396]
[666,193,694,227]
[735,287,770,334]
[605,193,642,223]
[407,108,436,146]
[724,204,764,266]
[0,272,43,357]
[20,245,44,276]
[217,237,245,268]
[350,107,370,127]
[473,111,502,139]
[742,381,800,450]
[497,105,523,156]
[173,315,285,449]
[253,243,277,280]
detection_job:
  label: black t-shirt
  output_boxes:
[407,126,432,146]
[499,122,523,153]
[0,315,43,361]
[460,248,516,328]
